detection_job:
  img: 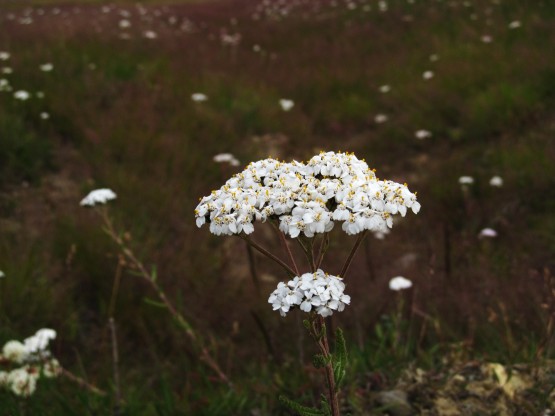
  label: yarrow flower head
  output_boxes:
[195,151,420,237]
[80,188,117,206]
[1,328,60,397]
[268,270,351,317]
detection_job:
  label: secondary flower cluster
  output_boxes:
[0,329,60,397]
[195,151,420,237]
[268,270,351,317]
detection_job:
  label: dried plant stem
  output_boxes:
[99,210,232,387]
[109,318,122,415]
[61,367,107,396]
[339,230,367,278]
[239,234,296,277]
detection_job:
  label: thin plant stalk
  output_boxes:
[239,234,297,277]
[307,316,340,416]
[98,210,232,387]
[60,367,107,396]
[339,230,368,277]
[275,224,301,276]
[109,318,122,415]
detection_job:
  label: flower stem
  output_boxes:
[239,234,297,277]
[309,316,340,416]
[273,223,300,276]
[316,233,330,269]
[339,230,368,278]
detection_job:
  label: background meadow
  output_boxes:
[1,0,555,414]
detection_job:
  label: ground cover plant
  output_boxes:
[1,0,555,414]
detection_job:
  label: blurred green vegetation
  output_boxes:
[1,0,555,413]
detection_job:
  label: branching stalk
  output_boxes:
[238,234,297,277]
[98,210,232,387]
[339,230,368,278]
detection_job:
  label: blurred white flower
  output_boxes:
[191,93,208,102]
[143,30,158,39]
[23,328,56,354]
[221,33,241,46]
[42,359,61,378]
[279,99,294,111]
[422,70,434,80]
[389,276,412,291]
[479,228,497,238]
[253,44,261,53]
[0,52,10,60]
[2,341,28,364]
[481,35,493,43]
[374,113,388,124]
[489,175,503,187]
[2,67,13,74]
[118,19,131,28]
[39,63,53,72]
[213,153,240,166]
[7,368,38,397]
[36,91,45,99]
[429,54,439,62]
[379,84,391,93]
[415,129,432,139]
[508,20,521,29]
[0,270,4,278]
[80,188,117,206]
[458,176,474,185]
[0,78,10,91]
[14,90,30,100]
[40,112,50,120]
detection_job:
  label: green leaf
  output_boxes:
[333,328,348,391]
[312,353,331,369]
[143,297,167,308]
[150,265,157,282]
[303,319,311,330]
[279,395,323,416]
[320,395,332,416]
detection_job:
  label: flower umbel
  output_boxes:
[195,151,420,237]
[268,270,351,317]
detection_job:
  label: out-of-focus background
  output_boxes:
[1,0,555,414]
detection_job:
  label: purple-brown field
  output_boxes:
[1,0,555,414]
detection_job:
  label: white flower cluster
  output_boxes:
[0,329,60,397]
[195,151,420,237]
[268,269,351,317]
